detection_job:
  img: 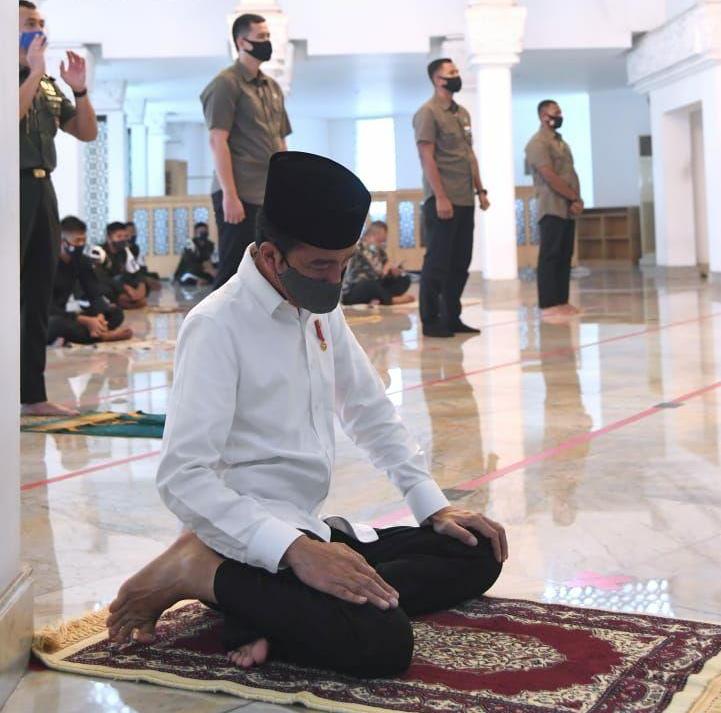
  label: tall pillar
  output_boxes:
[1,2,31,705]
[146,112,167,197]
[465,0,526,280]
[92,81,127,224]
[628,2,721,275]
[126,99,148,197]
[228,1,294,93]
[44,45,95,218]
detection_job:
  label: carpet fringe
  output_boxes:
[33,607,109,654]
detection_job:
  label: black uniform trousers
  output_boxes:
[419,197,475,329]
[20,173,61,404]
[537,215,575,309]
[213,525,502,678]
[211,190,260,290]
[342,274,411,306]
[47,305,124,345]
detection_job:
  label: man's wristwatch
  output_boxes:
[73,88,88,98]
[476,189,488,197]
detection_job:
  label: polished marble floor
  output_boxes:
[7,263,721,712]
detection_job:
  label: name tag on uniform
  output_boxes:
[40,78,57,96]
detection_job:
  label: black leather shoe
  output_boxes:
[451,322,481,334]
[422,324,454,338]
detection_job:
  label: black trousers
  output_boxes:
[537,215,575,309]
[213,525,502,678]
[211,190,260,290]
[342,274,411,306]
[47,306,124,345]
[20,174,61,404]
[419,198,475,328]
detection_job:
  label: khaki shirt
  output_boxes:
[413,96,475,207]
[525,127,580,221]
[201,62,292,205]
[19,67,76,172]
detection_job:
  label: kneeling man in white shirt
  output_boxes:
[107,151,508,677]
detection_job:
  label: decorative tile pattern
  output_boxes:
[192,206,210,227]
[398,201,415,249]
[529,198,541,245]
[153,208,170,256]
[173,207,190,255]
[82,116,109,244]
[515,199,526,247]
[133,209,149,256]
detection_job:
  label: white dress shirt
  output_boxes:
[156,248,450,574]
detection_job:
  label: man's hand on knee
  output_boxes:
[282,536,399,610]
[430,506,509,563]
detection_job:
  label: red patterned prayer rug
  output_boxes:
[33,598,721,713]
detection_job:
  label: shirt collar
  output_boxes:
[237,245,287,316]
[431,94,457,113]
[235,61,267,84]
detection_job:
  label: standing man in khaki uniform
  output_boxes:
[413,58,490,339]
[19,0,98,416]
[525,100,583,319]
[201,13,292,290]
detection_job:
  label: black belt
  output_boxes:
[21,168,50,179]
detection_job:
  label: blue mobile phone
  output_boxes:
[20,31,45,51]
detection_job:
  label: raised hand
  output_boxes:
[60,51,87,93]
[26,34,46,76]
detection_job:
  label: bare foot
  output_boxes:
[21,401,79,417]
[391,294,415,305]
[368,299,381,308]
[558,304,581,315]
[227,638,270,669]
[540,305,564,317]
[107,531,223,644]
[99,327,134,343]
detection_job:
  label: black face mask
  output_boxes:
[195,230,209,240]
[275,252,342,314]
[442,76,462,94]
[112,240,129,252]
[244,39,273,62]
[63,242,85,262]
[549,114,564,129]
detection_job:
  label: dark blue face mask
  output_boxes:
[20,31,45,51]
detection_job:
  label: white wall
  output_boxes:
[512,92,595,206]
[165,122,215,195]
[590,89,651,207]
[666,0,697,19]
[286,116,331,157]
[394,113,423,189]
[0,0,21,599]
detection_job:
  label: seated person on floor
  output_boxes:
[126,220,161,291]
[173,222,217,286]
[342,220,414,306]
[97,221,148,310]
[48,216,133,345]
[108,152,507,679]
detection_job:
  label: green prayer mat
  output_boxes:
[21,411,165,439]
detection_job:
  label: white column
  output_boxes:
[146,112,167,197]
[44,45,94,218]
[228,1,294,93]
[126,99,148,197]
[701,66,721,275]
[1,2,31,704]
[465,0,526,280]
[93,81,127,222]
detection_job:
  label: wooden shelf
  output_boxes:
[576,207,641,263]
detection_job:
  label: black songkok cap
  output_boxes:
[261,151,371,250]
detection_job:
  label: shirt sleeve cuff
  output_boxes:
[246,519,304,574]
[404,479,450,525]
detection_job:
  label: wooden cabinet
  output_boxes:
[576,207,641,263]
